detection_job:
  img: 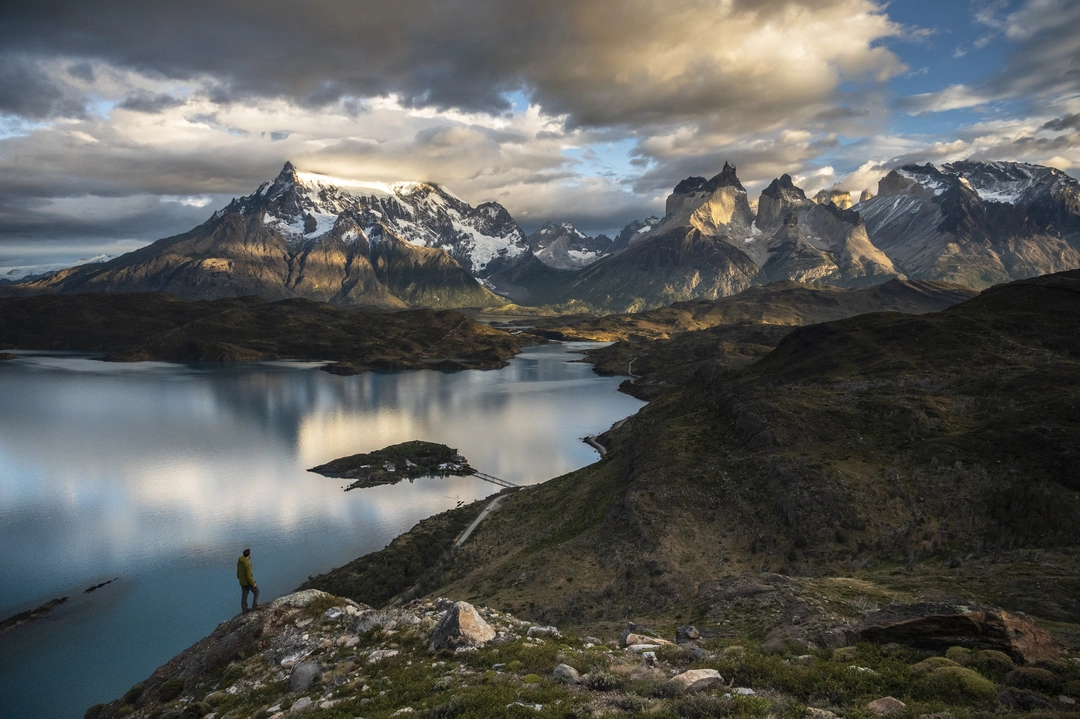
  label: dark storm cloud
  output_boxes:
[0,53,87,120]
[117,91,185,113]
[0,192,231,247]
[1,0,899,131]
[1042,114,1080,132]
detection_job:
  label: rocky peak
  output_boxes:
[613,216,661,251]
[756,175,813,231]
[662,163,753,233]
[671,162,744,196]
[761,174,808,202]
[813,188,854,210]
[859,189,875,203]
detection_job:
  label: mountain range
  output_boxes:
[4,160,1079,311]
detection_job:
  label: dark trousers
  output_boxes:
[241,584,260,612]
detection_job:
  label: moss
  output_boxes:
[522,674,542,684]
[913,666,998,706]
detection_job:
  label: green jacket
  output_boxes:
[237,555,255,586]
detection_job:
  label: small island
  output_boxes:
[308,440,474,490]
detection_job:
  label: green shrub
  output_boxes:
[1006,667,1058,693]
[672,694,732,719]
[220,662,245,685]
[909,657,960,676]
[430,694,465,718]
[582,670,623,692]
[944,646,972,664]
[122,682,147,705]
[965,650,1014,680]
[610,694,650,714]
[914,666,998,706]
[157,677,185,702]
[831,647,857,663]
[522,674,542,684]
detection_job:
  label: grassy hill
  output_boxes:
[304,270,1080,643]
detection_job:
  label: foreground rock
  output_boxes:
[665,669,724,694]
[854,603,1059,664]
[429,600,496,650]
[866,696,906,715]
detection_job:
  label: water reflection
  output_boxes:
[0,344,643,717]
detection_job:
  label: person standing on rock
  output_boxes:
[237,548,259,613]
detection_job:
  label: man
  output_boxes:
[237,548,259,612]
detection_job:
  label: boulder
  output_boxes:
[289,696,313,712]
[527,625,562,639]
[429,601,495,650]
[287,662,322,694]
[866,697,906,715]
[554,664,581,684]
[665,668,724,694]
[854,603,1058,664]
[676,626,700,644]
[804,709,838,719]
[623,632,672,647]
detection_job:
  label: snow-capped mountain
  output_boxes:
[0,254,115,286]
[526,221,613,270]
[532,160,1080,312]
[3,159,1077,312]
[859,161,1080,287]
[611,216,661,253]
[1,164,510,309]
[227,163,529,276]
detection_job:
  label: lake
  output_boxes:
[0,344,644,718]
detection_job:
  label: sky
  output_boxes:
[1,0,1078,270]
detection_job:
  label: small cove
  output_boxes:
[0,344,644,718]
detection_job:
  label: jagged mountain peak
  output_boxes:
[672,161,745,196]
[761,174,808,201]
[814,187,854,210]
[535,220,585,237]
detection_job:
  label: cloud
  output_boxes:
[117,92,185,114]
[1,0,902,133]
[900,0,1080,116]
[1042,113,1080,132]
[896,84,1000,114]
[0,53,88,120]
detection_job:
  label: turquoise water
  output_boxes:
[0,345,644,718]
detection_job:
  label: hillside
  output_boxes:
[304,270,1080,637]
[84,590,1080,719]
[523,279,977,343]
[0,293,538,373]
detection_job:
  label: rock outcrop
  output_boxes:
[854,604,1060,664]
